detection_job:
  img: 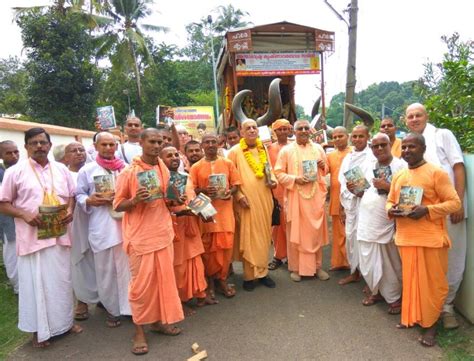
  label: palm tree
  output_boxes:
[213,4,251,33]
[95,0,168,115]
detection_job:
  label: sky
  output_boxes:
[1,0,473,114]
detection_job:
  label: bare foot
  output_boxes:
[329,266,350,271]
[69,324,83,334]
[32,333,50,348]
[419,325,437,347]
[150,322,182,336]
[196,296,219,307]
[131,325,148,355]
[183,304,196,316]
[396,323,413,329]
[338,272,361,285]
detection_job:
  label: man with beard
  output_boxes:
[0,140,20,293]
[185,140,204,166]
[190,134,241,298]
[74,132,131,326]
[274,120,330,282]
[358,133,405,313]
[114,128,183,356]
[0,128,82,348]
[387,133,461,346]
[338,125,375,285]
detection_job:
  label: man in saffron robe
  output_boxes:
[114,129,183,356]
[327,127,351,271]
[266,119,291,270]
[379,117,402,158]
[160,145,209,313]
[274,120,330,281]
[387,133,461,347]
[227,119,277,291]
[190,134,241,298]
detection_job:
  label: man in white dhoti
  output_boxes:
[74,132,131,326]
[405,103,467,329]
[0,140,20,293]
[0,128,82,348]
[338,125,375,285]
[357,133,405,313]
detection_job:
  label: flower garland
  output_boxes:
[293,142,318,199]
[240,138,267,178]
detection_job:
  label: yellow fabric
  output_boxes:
[391,138,402,158]
[272,118,290,130]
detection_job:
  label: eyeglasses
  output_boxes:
[295,126,310,131]
[67,148,86,153]
[371,143,389,149]
[27,140,50,146]
[380,124,394,128]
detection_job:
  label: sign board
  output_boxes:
[172,106,215,139]
[235,51,320,77]
[315,30,335,52]
[227,29,253,52]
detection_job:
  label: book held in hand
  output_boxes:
[188,193,217,219]
[398,186,423,215]
[373,165,392,195]
[302,159,318,182]
[167,171,188,201]
[96,105,116,130]
[38,204,68,240]
[208,174,227,199]
[344,166,370,194]
[137,170,163,201]
[94,174,115,197]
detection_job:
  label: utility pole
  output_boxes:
[324,0,358,128]
[207,15,220,128]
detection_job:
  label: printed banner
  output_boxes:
[173,106,215,139]
[235,52,320,77]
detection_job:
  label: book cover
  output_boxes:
[344,166,370,194]
[302,159,318,181]
[38,204,68,240]
[93,174,115,197]
[258,126,272,144]
[97,105,116,130]
[398,186,423,215]
[208,174,227,199]
[167,171,188,200]
[188,193,217,218]
[137,170,163,201]
[156,105,173,126]
[373,165,392,195]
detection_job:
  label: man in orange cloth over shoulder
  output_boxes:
[190,134,241,298]
[274,120,330,282]
[266,119,291,270]
[327,126,351,271]
[387,133,461,347]
[114,128,184,356]
[160,145,211,314]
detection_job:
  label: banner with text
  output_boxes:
[173,106,215,139]
[235,52,320,77]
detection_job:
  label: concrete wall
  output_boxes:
[456,154,474,323]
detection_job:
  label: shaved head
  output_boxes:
[372,132,390,143]
[140,128,161,140]
[405,103,427,115]
[353,124,370,136]
[403,132,426,147]
[95,132,114,143]
[333,126,348,135]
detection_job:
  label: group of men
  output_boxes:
[0,102,467,353]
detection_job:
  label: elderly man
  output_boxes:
[114,128,183,356]
[327,127,351,271]
[0,140,20,293]
[379,117,401,158]
[74,132,131,326]
[404,103,467,329]
[228,119,277,291]
[274,120,330,282]
[267,119,291,270]
[65,142,86,179]
[387,133,461,346]
[190,134,241,298]
[53,144,68,165]
[338,125,375,285]
[0,128,82,348]
[358,133,405,313]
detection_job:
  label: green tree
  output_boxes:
[96,0,168,116]
[295,104,310,120]
[16,7,101,128]
[0,57,29,115]
[416,33,474,152]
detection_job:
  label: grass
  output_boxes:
[437,321,474,360]
[0,248,28,360]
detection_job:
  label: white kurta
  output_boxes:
[338,146,375,273]
[422,123,467,305]
[357,157,406,303]
[75,162,131,316]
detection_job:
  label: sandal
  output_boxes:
[131,340,148,356]
[362,293,384,306]
[216,281,236,298]
[419,334,437,347]
[388,300,401,315]
[150,323,182,336]
[106,315,122,328]
[268,258,283,271]
[74,302,89,321]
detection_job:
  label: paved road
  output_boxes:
[9,246,441,361]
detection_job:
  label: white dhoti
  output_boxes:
[18,245,74,343]
[445,218,467,306]
[359,240,402,303]
[2,237,18,294]
[345,209,360,274]
[72,248,98,304]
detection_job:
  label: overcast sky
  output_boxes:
[1,0,473,114]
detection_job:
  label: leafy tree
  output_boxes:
[295,104,310,120]
[0,57,28,115]
[416,33,474,152]
[16,7,101,128]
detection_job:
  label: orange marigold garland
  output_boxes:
[240,138,267,178]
